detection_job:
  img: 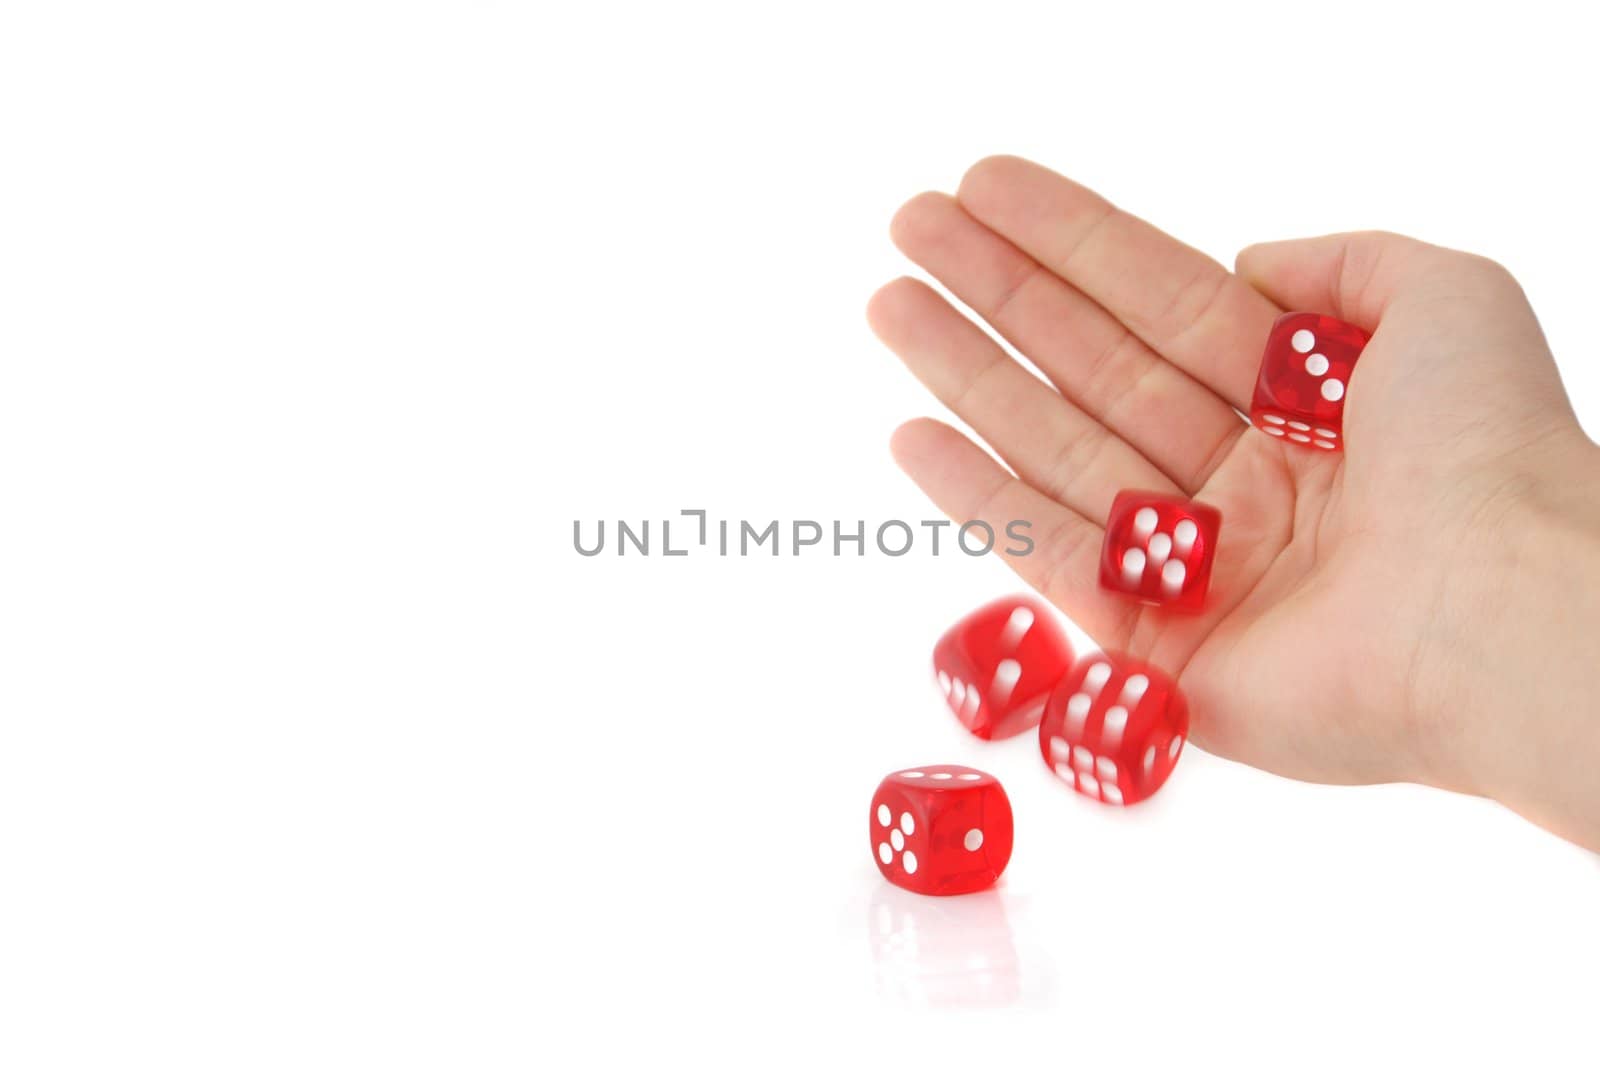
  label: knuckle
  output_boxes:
[1037,515,1095,598]
[1459,251,1520,289]
[1046,428,1109,502]
[986,261,1041,324]
[964,476,1014,527]
[1336,234,1390,317]
[946,354,1008,415]
[1156,267,1230,348]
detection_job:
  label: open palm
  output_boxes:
[869,155,1576,791]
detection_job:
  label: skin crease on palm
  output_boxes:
[867,155,1600,852]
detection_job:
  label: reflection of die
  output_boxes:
[1251,311,1369,451]
[869,766,1013,896]
[1098,491,1221,612]
[1038,653,1187,806]
[867,883,1021,1007]
[933,596,1074,738]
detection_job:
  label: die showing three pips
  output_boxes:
[870,312,1370,894]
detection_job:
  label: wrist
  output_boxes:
[1432,434,1600,848]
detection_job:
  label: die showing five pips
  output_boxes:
[871,313,1366,894]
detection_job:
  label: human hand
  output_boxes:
[868,156,1600,848]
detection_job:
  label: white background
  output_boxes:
[2,2,1597,1063]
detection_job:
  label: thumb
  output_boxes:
[1238,230,1570,442]
[1234,230,1516,334]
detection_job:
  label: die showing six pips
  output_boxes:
[871,312,1361,894]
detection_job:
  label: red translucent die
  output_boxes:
[1251,311,1369,451]
[1038,653,1188,806]
[933,596,1074,739]
[1098,491,1221,612]
[870,765,1013,896]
